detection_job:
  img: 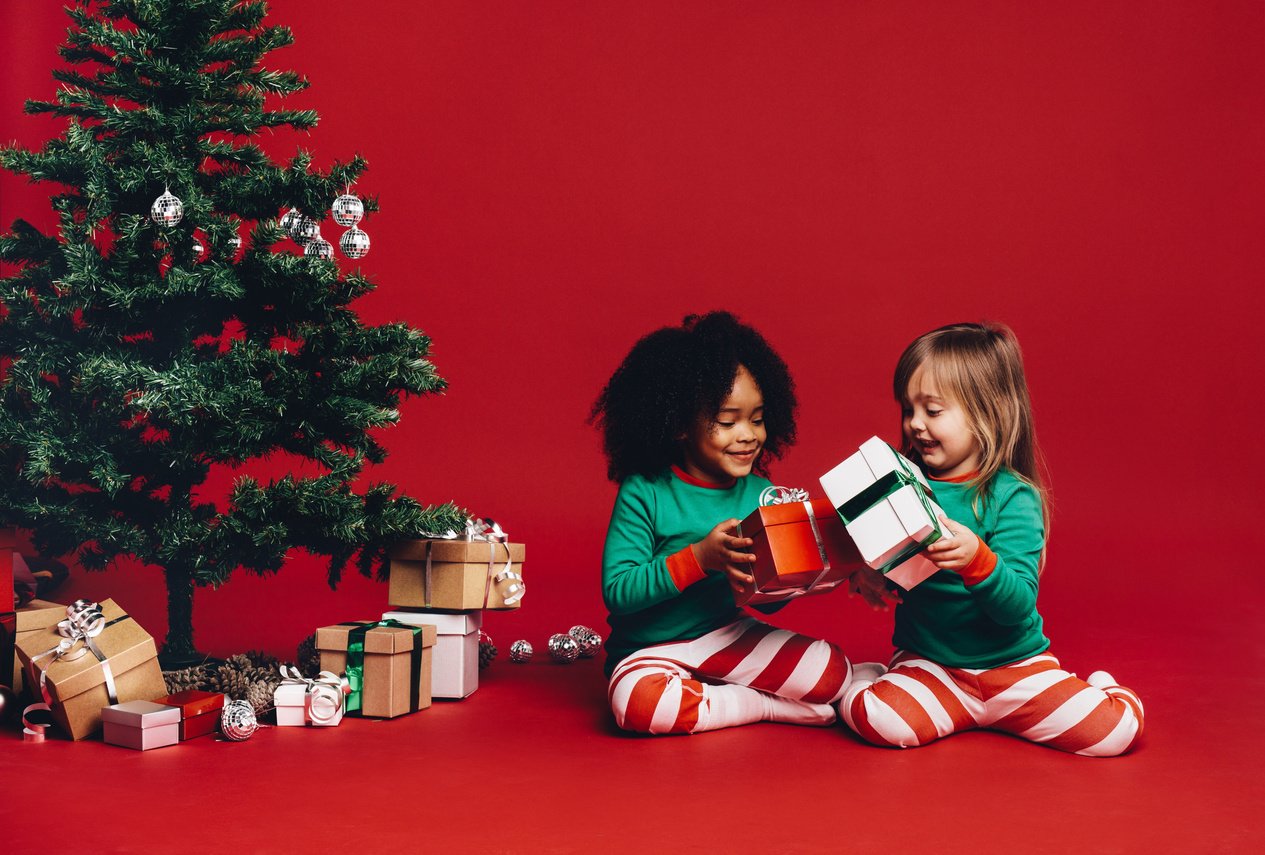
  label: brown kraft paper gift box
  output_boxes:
[315,621,436,718]
[15,598,166,740]
[12,601,67,697]
[387,539,525,610]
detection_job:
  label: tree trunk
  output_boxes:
[158,563,206,669]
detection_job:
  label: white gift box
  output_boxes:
[274,677,345,727]
[819,436,945,590]
[101,700,181,750]
[382,610,480,699]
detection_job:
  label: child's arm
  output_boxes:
[924,483,1043,625]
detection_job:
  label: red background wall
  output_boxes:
[3,1,1262,664]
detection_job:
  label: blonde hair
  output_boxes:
[893,322,1050,563]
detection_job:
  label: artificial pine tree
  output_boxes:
[0,1,464,666]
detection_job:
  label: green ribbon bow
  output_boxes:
[833,443,944,574]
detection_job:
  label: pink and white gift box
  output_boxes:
[381,610,480,699]
[101,700,181,751]
[819,436,946,590]
[273,667,347,726]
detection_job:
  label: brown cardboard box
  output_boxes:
[387,539,525,610]
[12,600,67,696]
[315,621,436,718]
[15,598,166,740]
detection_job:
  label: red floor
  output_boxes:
[4,587,1263,855]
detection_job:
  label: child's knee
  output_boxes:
[610,671,694,735]
[797,641,851,705]
[839,680,929,749]
[1074,688,1145,757]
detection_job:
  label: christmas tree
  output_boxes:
[0,0,464,666]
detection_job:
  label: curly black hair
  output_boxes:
[590,311,797,482]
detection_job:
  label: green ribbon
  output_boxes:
[337,619,426,716]
[832,443,944,574]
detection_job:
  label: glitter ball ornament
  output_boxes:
[568,625,603,659]
[548,633,580,663]
[279,208,302,233]
[478,630,497,670]
[150,189,183,227]
[305,236,334,260]
[509,640,533,663]
[332,193,364,227]
[339,227,370,259]
[220,698,259,741]
[292,216,320,246]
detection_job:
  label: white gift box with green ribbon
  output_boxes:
[819,436,946,590]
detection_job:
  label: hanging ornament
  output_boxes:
[292,216,320,246]
[339,226,370,259]
[220,698,259,741]
[478,630,497,670]
[547,633,580,663]
[332,193,364,227]
[227,233,243,253]
[279,208,302,233]
[509,640,533,663]
[305,236,334,260]
[150,188,183,227]
[568,625,603,659]
[191,239,204,258]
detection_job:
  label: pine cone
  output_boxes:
[478,630,497,670]
[246,679,275,715]
[162,665,213,694]
[296,633,321,677]
[211,665,251,702]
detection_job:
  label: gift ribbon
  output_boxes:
[22,702,54,743]
[744,487,835,600]
[28,600,129,708]
[278,665,349,725]
[338,619,427,716]
[419,518,525,608]
[832,444,944,573]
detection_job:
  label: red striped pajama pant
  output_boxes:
[608,617,851,734]
[841,649,1145,756]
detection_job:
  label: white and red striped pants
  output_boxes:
[841,649,1145,756]
[608,617,851,734]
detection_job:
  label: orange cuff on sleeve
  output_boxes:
[666,544,708,591]
[959,538,997,587]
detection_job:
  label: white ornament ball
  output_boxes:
[150,190,183,227]
[305,236,334,260]
[292,216,320,246]
[548,633,580,663]
[279,208,302,232]
[220,699,258,741]
[332,193,364,227]
[509,640,533,663]
[339,227,370,259]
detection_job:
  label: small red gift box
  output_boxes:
[734,497,866,605]
[156,689,225,741]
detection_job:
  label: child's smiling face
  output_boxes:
[902,363,980,479]
[681,365,766,485]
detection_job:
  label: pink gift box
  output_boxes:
[101,700,181,751]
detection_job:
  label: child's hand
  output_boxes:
[847,565,902,611]
[692,518,757,593]
[924,514,980,572]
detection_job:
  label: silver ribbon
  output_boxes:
[278,665,349,725]
[420,517,526,608]
[29,599,120,707]
[759,485,811,505]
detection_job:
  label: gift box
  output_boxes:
[819,436,947,590]
[388,538,525,611]
[316,620,436,718]
[11,601,67,698]
[156,689,225,740]
[733,495,866,605]
[101,699,181,750]
[15,598,167,740]
[274,668,347,726]
[381,609,481,699]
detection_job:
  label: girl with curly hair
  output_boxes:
[591,312,856,735]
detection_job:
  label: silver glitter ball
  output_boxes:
[548,633,580,663]
[292,216,321,246]
[304,235,334,260]
[279,208,302,232]
[332,193,364,227]
[150,190,183,227]
[339,226,370,259]
[220,698,259,741]
[509,639,533,663]
[568,625,603,658]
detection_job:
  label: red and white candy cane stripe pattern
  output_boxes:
[608,617,851,734]
[841,650,1144,756]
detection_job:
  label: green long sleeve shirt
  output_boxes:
[601,467,771,674]
[893,468,1050,668]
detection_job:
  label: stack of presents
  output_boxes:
[1,521,524,746]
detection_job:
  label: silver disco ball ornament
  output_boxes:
[548,633,580,663]
[509,640,533,663]
[331,193,364,227]
[220,699,259,741]
[339,227,370,259]
[150,189,183,227]
[279,208,302,233]
[292,216,320,246]
[304,236,334,260]
[568,625,603,658]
